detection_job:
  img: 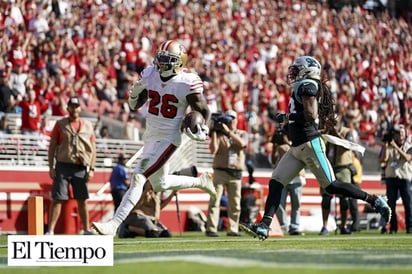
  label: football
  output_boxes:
[181,111,205,134]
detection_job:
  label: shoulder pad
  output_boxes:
[297,79,318,97]
[293,79,319,104]
[179,71,202,83]
[179,72,203,94]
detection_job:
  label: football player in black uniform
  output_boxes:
[240,56,391,240]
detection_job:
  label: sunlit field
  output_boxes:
[1,231,411,274]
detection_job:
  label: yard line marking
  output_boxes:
[114,254,412,269]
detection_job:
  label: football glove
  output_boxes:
[129,80,146,99]
[128,80,146,111]
[184,124,209,142]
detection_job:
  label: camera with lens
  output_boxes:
[210,112,233,133]
[382,125,401,143]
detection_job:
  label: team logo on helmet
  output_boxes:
[287,56,321,84]
[154,40,187,78]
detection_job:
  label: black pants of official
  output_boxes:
[385,178,412,232]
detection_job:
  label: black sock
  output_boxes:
[365,194,376,205]
[325,180,369,200]
[325,181,378,206]
[261,216,272,227]
[261,179,284,227]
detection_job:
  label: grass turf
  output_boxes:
[1,231,411,274]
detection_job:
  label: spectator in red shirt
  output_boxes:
[359,113,376,146]
[276,84,289,114]
[49,86,68,117]
[121,32,138,72]
[18,88,41,135]
[38,115,53,149]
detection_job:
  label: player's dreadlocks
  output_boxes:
[317,79,337,133]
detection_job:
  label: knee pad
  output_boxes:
[268,179,284,192]
[325,180,345,196]
[325,182,337,194]
[325,180,363,199]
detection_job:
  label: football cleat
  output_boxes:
[319,227,329,236]
[92,221,117,236]
[239,222,269,241]
[373,195,392,224]
[199,172,216,200]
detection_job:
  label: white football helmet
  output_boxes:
[287,56,321,84]
[154,40,187,77]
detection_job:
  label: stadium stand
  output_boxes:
[0,0,410,234]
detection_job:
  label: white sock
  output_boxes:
[112,174,146,226]
[160,174,200,191]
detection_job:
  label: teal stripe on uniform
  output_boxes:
[310,137,333,183]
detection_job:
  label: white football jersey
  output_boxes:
[140,66,204,141]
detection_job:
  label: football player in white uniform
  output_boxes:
[92,40,216,235]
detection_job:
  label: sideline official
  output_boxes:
[47,96,96,235]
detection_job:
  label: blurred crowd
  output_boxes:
[0,0,412,157]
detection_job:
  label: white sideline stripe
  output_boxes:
[116,255,324,268]
[113,237,412,269]
[1,253,411,270]
[115,254,412,269]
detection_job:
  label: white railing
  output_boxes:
[167,135,213,173]
[1,113,382,173]
[1,113,214,170]
[0,133,214,170]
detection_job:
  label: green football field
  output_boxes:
[1,231,411,274]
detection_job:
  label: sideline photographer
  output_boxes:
[206,110,248,237]
[379,124,412,234]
